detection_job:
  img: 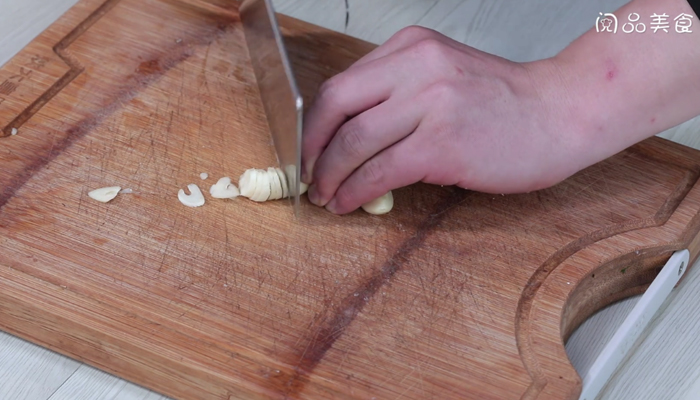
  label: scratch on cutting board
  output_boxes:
[282,188,469,398]
[0,24,235,213]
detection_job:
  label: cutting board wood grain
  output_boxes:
[1,0,699,399]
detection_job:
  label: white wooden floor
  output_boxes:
[2,0,700,399]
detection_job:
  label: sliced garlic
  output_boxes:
[275,167,289,199]
[238,166,309,203]
[250,169,271,202]
[10,128,18,136]
[238,169,256,198]
[247,169,263,200]
[361,191,394,215]
[178,184,205,207]
[268,168,283,200]
[200,172,208,180]
[119,188,133,194]
[210,177,239,199]
[238,169,253,197]
[88,186,121,203]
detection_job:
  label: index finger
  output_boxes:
[301,59,396,183]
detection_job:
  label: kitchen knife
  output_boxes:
[240,0,303,216]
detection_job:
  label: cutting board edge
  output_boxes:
[521,174,700,400]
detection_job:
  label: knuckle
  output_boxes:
[412,38,447,60]
[312,162,331,190]
[425,80,458,102]
[333,186,355,210]
[317,76,343,104]
[393,25,436,43]
[336,119,366,159]
[361,158,385,186]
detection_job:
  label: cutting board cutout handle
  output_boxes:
[579,249,689,400]
[0,0,122,137]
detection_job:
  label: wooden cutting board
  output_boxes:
[1,0,699,399]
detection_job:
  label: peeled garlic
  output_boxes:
[250,169,271,202]
[210,177,239,199]
[238,166,307,203]
[268,168,283,200]
[88,186,121,203]
[200,172,208,180]
[275,167,289,198]
[178,184,205,207]
[238,169,257,198]
[361,191,394,215]
[236,166,393,214]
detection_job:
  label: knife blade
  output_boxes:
[240,0,303,216]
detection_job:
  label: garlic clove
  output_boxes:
[178,184,206,207]
[361,191,393,215]
[275,167,289,199]
[268,168,283,200]
[250,169,271,202]
[210,177,240,199]
[284,164,309,197]
[88,186,121,203]
[249,169,264,200]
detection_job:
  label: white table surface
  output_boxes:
[2,0,700,399]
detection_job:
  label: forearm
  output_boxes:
[542,0,700,167]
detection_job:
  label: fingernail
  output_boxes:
[325,198,338,214]
[308,185,320,206]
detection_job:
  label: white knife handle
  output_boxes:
[579,249,690,400]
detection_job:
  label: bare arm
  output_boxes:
[549,0,700,172]
[301,0,700,215]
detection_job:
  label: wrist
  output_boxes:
[543,0,700,168]
[521,57,604,181]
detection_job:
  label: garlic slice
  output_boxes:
[361,191,394,215]
[239,169,257,198]
[238,166,309,203]
[200,172,209,180]
[88,186,121,203]
[210,177,240,199]
[275,168,289,199]
[178,184,205,207]
[250,169,271,202]
[247,169,263,201]
[268,168,283,200]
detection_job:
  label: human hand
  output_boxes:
[301,26,589,215]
